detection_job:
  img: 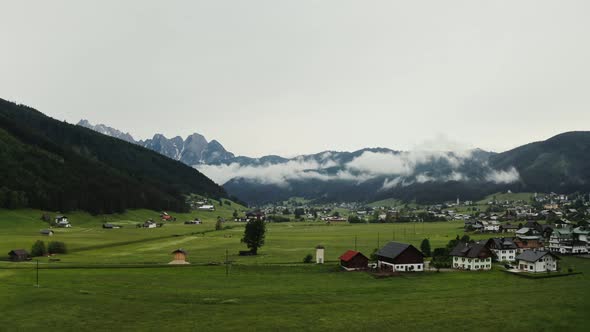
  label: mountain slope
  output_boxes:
[0,99,227,213]
[489,131,590,193]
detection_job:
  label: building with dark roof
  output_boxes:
[339,250,369,271]
[376,242,424,272]
[8,249,29,262]
[450,242,493,270]
[40,229,54,236]
[515,250,559,273]
[484,238,518,262]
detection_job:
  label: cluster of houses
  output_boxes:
[466,218,590,255]
[332,229,579,274]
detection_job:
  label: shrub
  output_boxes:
[31,240,47,257]
[348,215,365,224]
[303,254,313,263]
[47,241,67,254]
[215,219,223,231]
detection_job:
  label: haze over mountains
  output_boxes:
[78,120,590,205]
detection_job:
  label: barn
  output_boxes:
[339,250,369,271]
[8,249,29,262]
[376,242,424,272]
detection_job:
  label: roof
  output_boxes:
[172,249,187,255]
[40,229,53,234]
[488,238,517,250]
[316,245,325,249]
[377,242,422,259]
[516,250,559,263]
[450,242,492,258]
[339,250,367,262]
[8,249,28,256]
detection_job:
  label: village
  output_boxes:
[6,192,589,280]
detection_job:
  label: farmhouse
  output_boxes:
[246,210,266,221]
[40,229,54,236]
[55,215,71,228]
[484,238,518,262]
[141,220,158,228]
[102,223,121,229]
[515,250,559,273]
[184,219,202,225]
[500,224,519,233]
[8,249,29,262]
[450,242,493,270]
[169,249,189,265]
[376,242,424,272]
[197,205,215,211]
[339,250,369,271]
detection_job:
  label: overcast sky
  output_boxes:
[1,1,589,157]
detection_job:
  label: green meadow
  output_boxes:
[1,208,589,331]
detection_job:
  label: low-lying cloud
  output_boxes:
[196,149,521,189]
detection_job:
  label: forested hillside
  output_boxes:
[0,98,227,214]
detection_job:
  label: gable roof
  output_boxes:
[8,249,28,256]
[487,238,517,250]
[339,250,366,262]
[516,250,559,263]
[172,249,187,255]
[450,242,493,259]
[377,242,423,259]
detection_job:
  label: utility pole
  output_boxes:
[225,249,229,277]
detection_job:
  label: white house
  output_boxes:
[484,238,518,262]
[142,220,158,228]
[55,215,71,228]
[450,242,493,270]
[197,205,215,211]
[515,251,559,273]
[482,220,500,233]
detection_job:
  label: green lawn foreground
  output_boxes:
[0,259,588,331]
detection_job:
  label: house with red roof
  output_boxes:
[339,250,369,271]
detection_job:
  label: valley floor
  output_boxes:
[1,209,589,331]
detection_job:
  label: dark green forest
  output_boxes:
[0,98,227,214]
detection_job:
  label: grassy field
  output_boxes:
[476,192,535,204]
[1,207,588,331]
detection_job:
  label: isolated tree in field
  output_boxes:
[31,240,46,257]
[420,238,431,257]
[215,218,223,231]
[241,219,266,254]
[303,254,313,263]
[232,209,239,219]
[48,241,67,254]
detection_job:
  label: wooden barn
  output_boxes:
[169,249,189,265]
[376,242,425,272]
[40,229,54,236]
[339,250,369,271]
[8,249,29,262]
